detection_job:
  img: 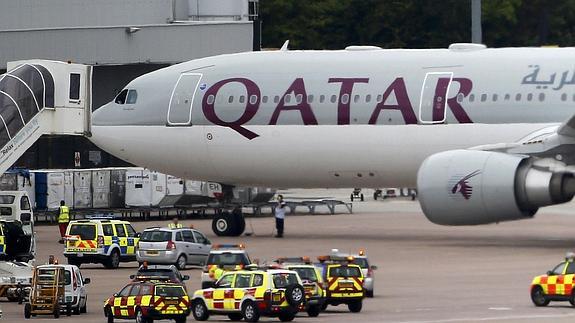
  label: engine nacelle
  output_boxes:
[417,150,575,225]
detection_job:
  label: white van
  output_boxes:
[36,264,90,315]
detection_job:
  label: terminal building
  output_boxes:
[0,0,258,169]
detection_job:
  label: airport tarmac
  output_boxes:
[4,188,575,323]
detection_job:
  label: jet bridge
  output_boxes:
[0,60,91,174]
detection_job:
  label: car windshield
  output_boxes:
[328,266,361,278]
[352,258,369,269]
[272,273,299,288]
[207,253,249,266]
[290,267,318,282]
[141,230,171,242]
[69,224,96,240]
[155,285,185,297]
[137,269,180,282]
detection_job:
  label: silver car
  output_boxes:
[136,227,212,270]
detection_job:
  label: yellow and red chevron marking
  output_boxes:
[153,296,189,314]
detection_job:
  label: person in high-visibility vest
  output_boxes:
[168,216,183,229]
[58,200,69,243]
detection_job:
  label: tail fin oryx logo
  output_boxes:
[450,170,481,200]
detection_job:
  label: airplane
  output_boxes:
[3,43,575,236]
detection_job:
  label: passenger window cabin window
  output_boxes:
[239,96,245,103]
[115,90,128,104]
[527,93,533,101]
[561,93,567,101]
[457,93,464,103]
[129,284,141,296]
[504,94,510,101]
[515,93,521,101]
[176,231,183,242]
[20,196,30,210]
[354,95,360,103]
[126,90,138,104]
[252,274,264,287]
[274,96,279,103]
[307,94,314,103]
[69,73,81,100]
[228,96,233,103]
[207,95,215,105]
[492,94,498,102]
[319,95,325,103]
[249,95,257,105]
[480,94,487,102]
[102,224,114,236]
[330,95,337,103]
[366,94,371,103]
[262,96,268,103]
[296,94,303,104]
[182,230,194,243]
[118,285,132,297]
[341,94,349,104]
[469,94,475,102]
[125,224,137,237]
[539,93,545,102]
[284,95,291,103]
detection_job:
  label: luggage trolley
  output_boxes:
[24,266,68,318]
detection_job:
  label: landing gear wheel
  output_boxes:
[278,311,296,322]
[285,284,305,307]
[230,210,245,237]
[105,250,121,269]
[176,255,187,270]
[192,300,209,321]
[242,301,260,322]
[24,303,31,319]
[348,300,362,313]
[306,304,321,317]
[212,212,232,236]
[360,193,364,201]
[531,286,550,307]
[228,313,243,321]
[350,194,354,201]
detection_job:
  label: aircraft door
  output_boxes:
[167,73,202,126]
[418,72,453,124]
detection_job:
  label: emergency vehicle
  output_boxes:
[274,257,325,317]
[324,249,377,297]
[316,255,365,312]
[201,244,252,289]
[64,217,140,269]
[104,279,190,323]
[530,252,575,306]
[191,269,305,322]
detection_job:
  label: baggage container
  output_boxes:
[92,169,111,208]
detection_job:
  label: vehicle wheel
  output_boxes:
[321,303,328,311]
[350,194,354,201]
[278,311,296,322]
[570,291,575,307]
[80,297,87,313]
[228,313,243,321]
[192,300,209,321]
[348,300,362,313]
[242,300,260,322]
[306,304,321,317]
[285,284,305,307]
[229,211,245,237]
[360,194,364,201]
[212,212,233,236]
[175,316,187,323]
[66,303,72,316]
[176,254,187,270]
[135,308,147,323]
[105,249,121,269]
[24,303,31,319]
[54,304,60,318]
[73,305,80,315]
[7,295,19,302]
[105,305,114,323]
[68,257,82,268]
[531,286,550,307]
[373,193,378,200]
[366,289,374,298]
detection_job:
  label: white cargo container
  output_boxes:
[150,171,167,206]
[166,175,184,195]
[73,170,92,209]
[125,168,152,207]
[92,169,111,208]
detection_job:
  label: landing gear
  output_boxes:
[212,209,245,237]
[350,188,364,202]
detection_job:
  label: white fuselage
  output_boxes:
[90,46,575,188]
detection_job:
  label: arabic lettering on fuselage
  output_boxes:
[201,77,474,139]
[521,65,575,90]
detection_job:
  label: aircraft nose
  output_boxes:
[92,101,119,126]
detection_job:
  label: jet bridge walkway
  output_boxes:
[0,60,91,175]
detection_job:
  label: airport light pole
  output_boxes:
[471,0,482,44]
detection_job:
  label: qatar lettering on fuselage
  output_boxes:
[201,76,473,139]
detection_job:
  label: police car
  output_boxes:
[104,279,190,323]
[192,268,305,322]
[316,255,365,312]
[274,257,325,317]
[201,244,252,289]
[64,217,139,269]
[531,252,575,307]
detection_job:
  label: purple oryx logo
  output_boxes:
[450,170,481,200]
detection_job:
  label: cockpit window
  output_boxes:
[115,89,128,104]
[126,90,138,104]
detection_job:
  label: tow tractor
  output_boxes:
[0,191,35,302]
[350,188,364,202]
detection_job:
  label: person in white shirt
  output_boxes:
[274,195,287,238]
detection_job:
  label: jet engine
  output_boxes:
[417,150,575,225]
